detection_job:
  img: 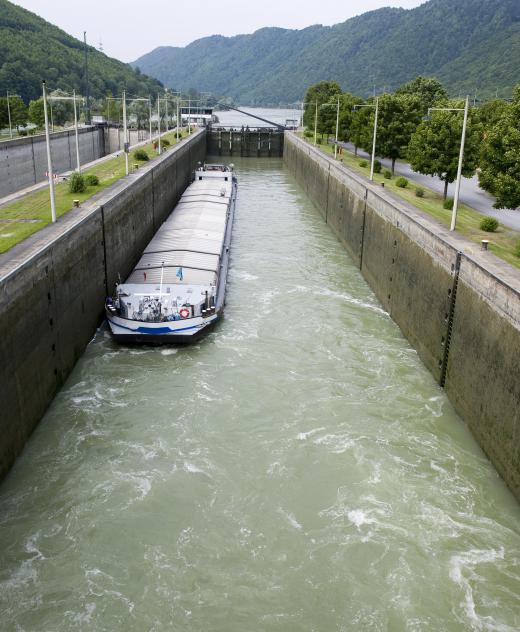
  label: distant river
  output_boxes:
[0,157,519,630]
[213,107,301,128]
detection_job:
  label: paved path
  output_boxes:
[340,142,520,231]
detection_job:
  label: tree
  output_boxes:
[317,102,337,137]
[395,76,449,112]
[349,105,372,156]
[28,98,45,128]
[337,92,364,143]
[407,100,482,200]
[48,89,73,126]
[0,98,9,130]
[479,86,520,209]
[6,95,27,130]
[369,93,423,173]
[303,81,342,129]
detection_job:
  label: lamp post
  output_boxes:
[122,89,129,175]
[428,95,469,231]
[334,96,340,159]
[354,96,379,181]
[42,81,57,223]
[149,96,153,141]
[164,89,169,131]
[314,101,318,146]
[157,93,161,154]
[6,91,13,139]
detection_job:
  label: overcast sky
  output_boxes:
[13,0,425,62]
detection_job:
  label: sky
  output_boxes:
[12,0,425,62]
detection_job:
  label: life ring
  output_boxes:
[179,307,190,319]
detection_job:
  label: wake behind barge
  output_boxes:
[105,163,237,344]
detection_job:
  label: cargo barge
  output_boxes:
[105,163,237,343]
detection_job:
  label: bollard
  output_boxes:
[481,239,489,251]
[73,200,80,208]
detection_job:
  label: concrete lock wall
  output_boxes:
[0,129,206,482]
[0,127,105,198]
[284,132,520,501]
[104,128,149,155]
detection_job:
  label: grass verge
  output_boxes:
[299,133,520,270]
[0,129,191,254]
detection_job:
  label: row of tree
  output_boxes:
[0,89,216,134]
[303,77,520,209]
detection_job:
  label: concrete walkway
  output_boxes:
[339,142,520,231]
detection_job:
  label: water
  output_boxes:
[1,157,520,631]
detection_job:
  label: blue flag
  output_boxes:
[176,267,183,281]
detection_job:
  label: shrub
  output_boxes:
[443,197,454,210]
[359,160,368,168]
[304,130,312,138]
[18,129,27,136]
[514,241,520,258]
[383,169,392,179]
[480,216,499,232]
[373,160,382,174]
[162,138,170,147]
[134,148,149,161]
[396,177,409,188]
[68,171,85,193]
[415,187,425,198]
[84,174,99,186]
[316,138,322,145]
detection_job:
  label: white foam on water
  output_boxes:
[277,507,303,531]
[297,426,326,441]
[314,433,356,454]
[347,509,376,530]
[161,349,178,356]
[183,462,207,475]
[234,270,259,281]
[449,547,516,631]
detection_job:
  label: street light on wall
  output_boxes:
[42,81,57,223]
[353,96,379,181]
[427,95,470,232]
[334,96,340,160]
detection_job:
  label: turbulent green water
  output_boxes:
[1,157,520,631]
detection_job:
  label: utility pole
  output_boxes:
[157,94,161,154]
[428,96,470,232]
[73,90,81,172]
[334,96,340,159]
[188,97,191,134]
[176,97,180,143]
[83,32,91,124]
[165,89,169,131]
[6,91,13,139]
[149,96,153,141]
[370,97,379,181]
[122,90,129,175]
[42,81,57,223]
[451,96,470,232]
[314,101,318,146]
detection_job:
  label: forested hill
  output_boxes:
[0,0,163,103]
[132,0,520,104]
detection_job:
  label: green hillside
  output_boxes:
[0,0,163,103]
[132,0,520,104]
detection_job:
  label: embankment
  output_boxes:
[284,132,520,501]
[0,129,206,482]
